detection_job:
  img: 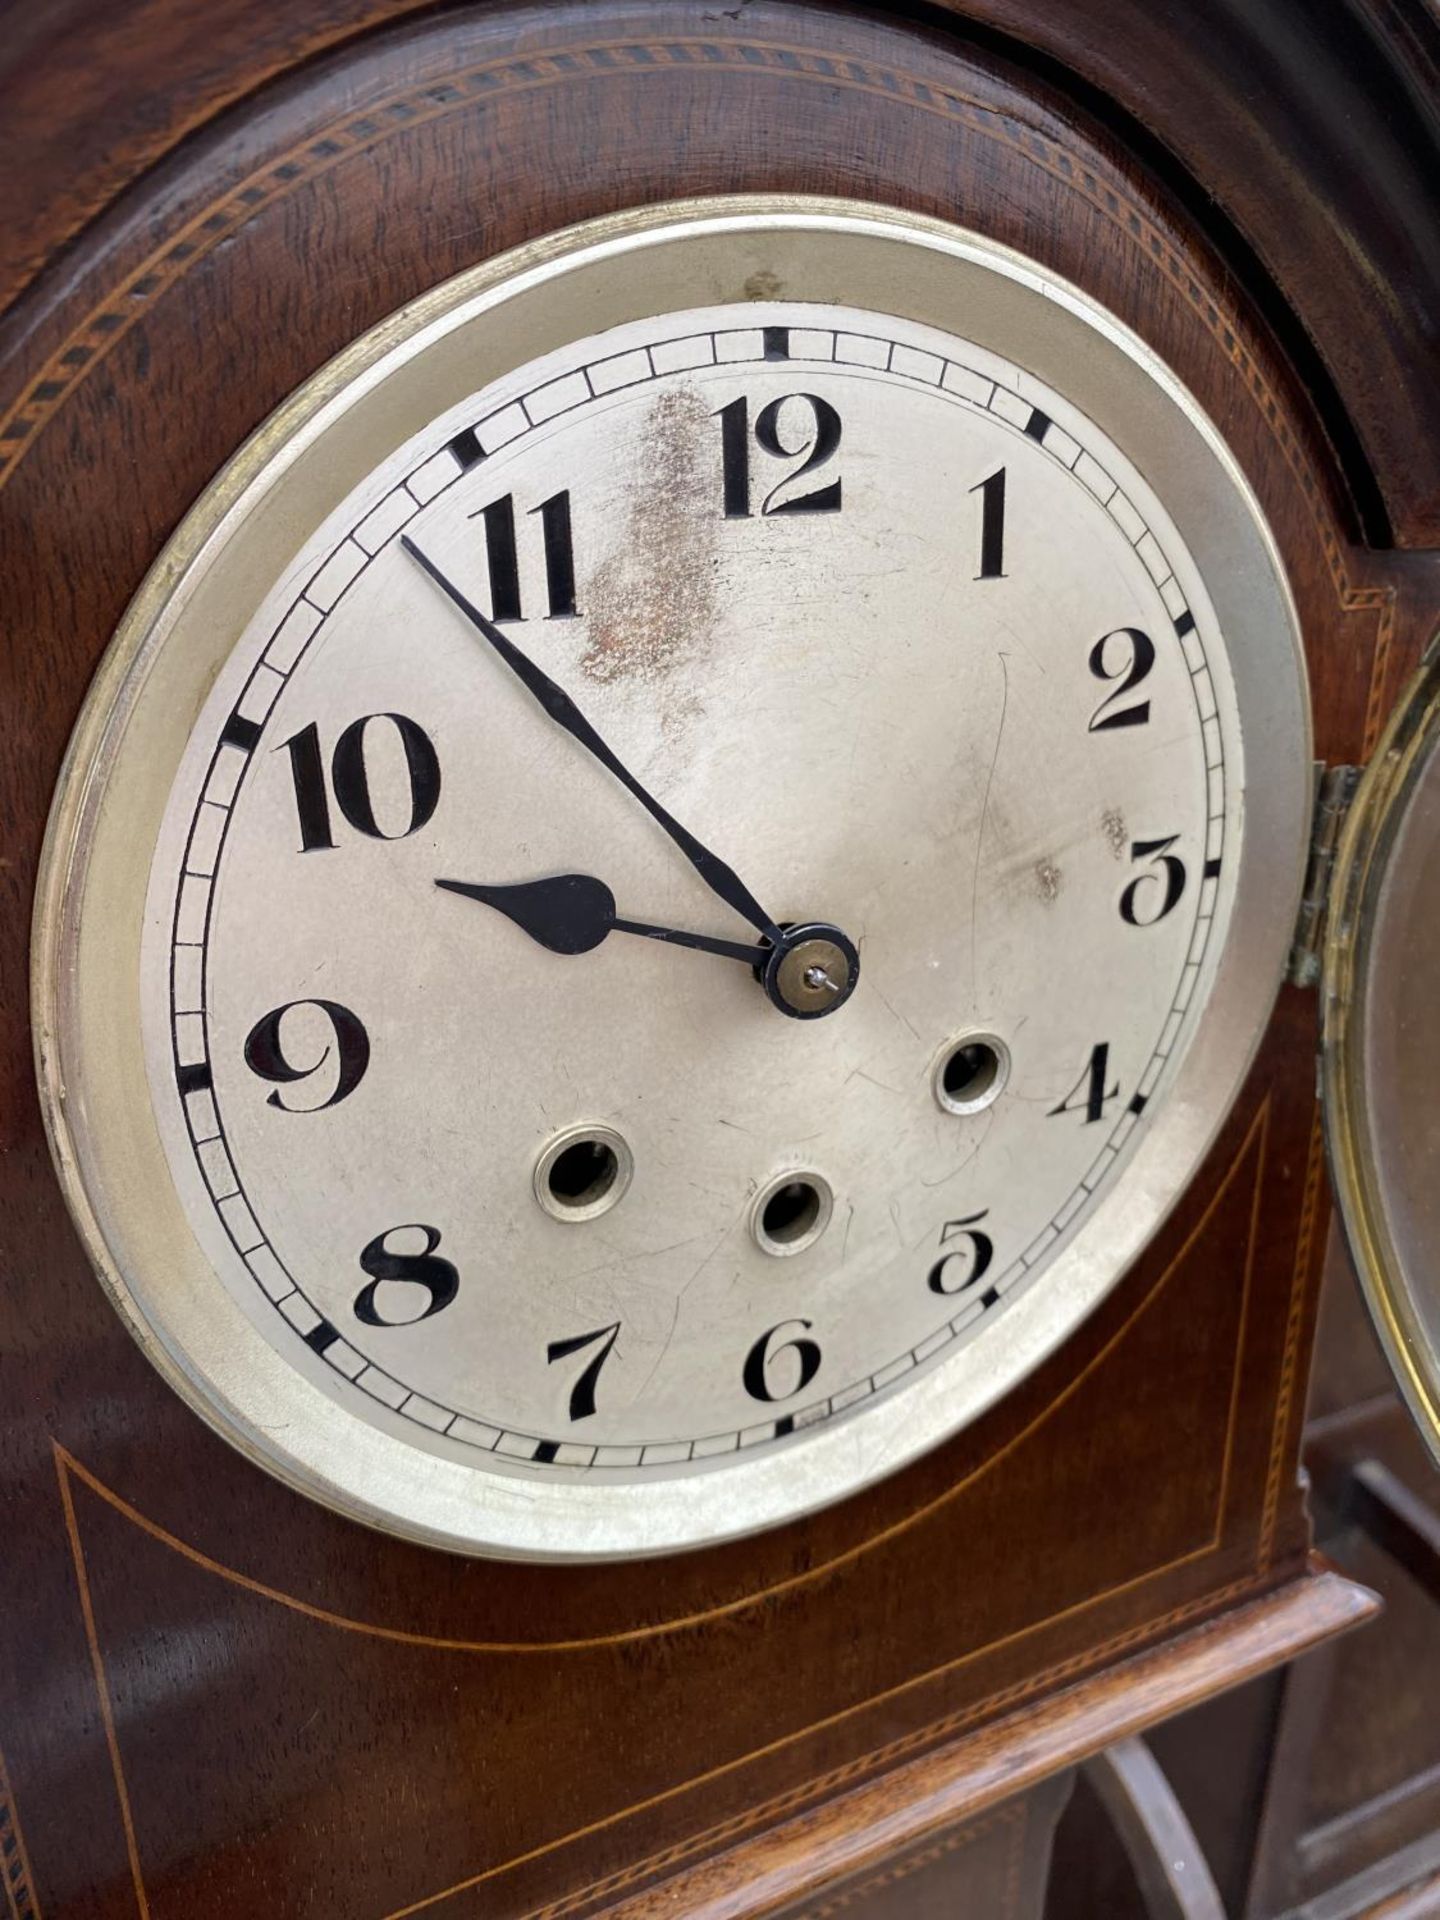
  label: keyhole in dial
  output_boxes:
[752,1171,834,1257]
[533,1125,634,1222]
[934,1034,1010,1116]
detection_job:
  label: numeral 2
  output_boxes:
[1088,627,1155,731]
[469,489,577,621]
[716,394,843,517]
[280,714,440,853]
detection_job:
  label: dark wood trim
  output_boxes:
[588,1565,1377,1920]
[925,0,1440,548]
[2,0,1435,544]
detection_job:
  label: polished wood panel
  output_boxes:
[596,1566,1373,1920]
[2,2,1433,544]
[767,1772,1074,1920]
[0,4,1434,1913]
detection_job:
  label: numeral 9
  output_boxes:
[244,999,370,1111]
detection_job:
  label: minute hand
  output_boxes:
[402,536,782,943]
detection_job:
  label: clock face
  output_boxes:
[35,203,1309,1557]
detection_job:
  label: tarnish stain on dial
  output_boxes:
[580,384,718,706]
[1102,807,1128,859]
[1034,856,1062,904]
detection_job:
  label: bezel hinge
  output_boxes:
[1287,760,1363,988]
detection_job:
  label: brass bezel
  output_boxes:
[1323,638,1440,1465]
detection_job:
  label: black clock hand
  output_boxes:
[436,873,768,967]
[402,536,783,943]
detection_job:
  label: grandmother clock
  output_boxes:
[2,2,1437,1915]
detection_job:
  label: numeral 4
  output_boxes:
[1048,1043,1120,1124]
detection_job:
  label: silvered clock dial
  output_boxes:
[33,200,1310,1559]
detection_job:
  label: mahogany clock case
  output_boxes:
[1,3,1436,1917]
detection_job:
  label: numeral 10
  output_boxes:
[280,713,440,853]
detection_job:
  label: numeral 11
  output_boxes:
[472,489,577,620]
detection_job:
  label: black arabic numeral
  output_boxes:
[1120,835,1188,926]
[1048,1043,1119,1124]
[353,1224,458,1327]
[927,1211,994,1296]
[1088,627,1155,731]
[715,394,843,517]
[281,714,441,851]
[478,493,522,620]
[971,468,1006,579]
[281,721,334,851]
[717,397,751,518]
[743,1319,822,1403]
[472,489,578,620]
[244,999,370,1111]
[547,1322,621,1421]
[532,491,577,618]
[332,715,441,839]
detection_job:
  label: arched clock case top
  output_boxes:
[1,5,1435,1917]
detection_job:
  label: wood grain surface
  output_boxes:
[0,3,1435,1915]
[1,1,1434,543]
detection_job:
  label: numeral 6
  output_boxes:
[743,1319,822,1403]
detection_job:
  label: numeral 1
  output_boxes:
[971,468,1006,579]
[472,489,577,620]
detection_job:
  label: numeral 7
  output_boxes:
[547,1321,621,1421]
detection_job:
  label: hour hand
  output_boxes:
[435,873,768,968]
